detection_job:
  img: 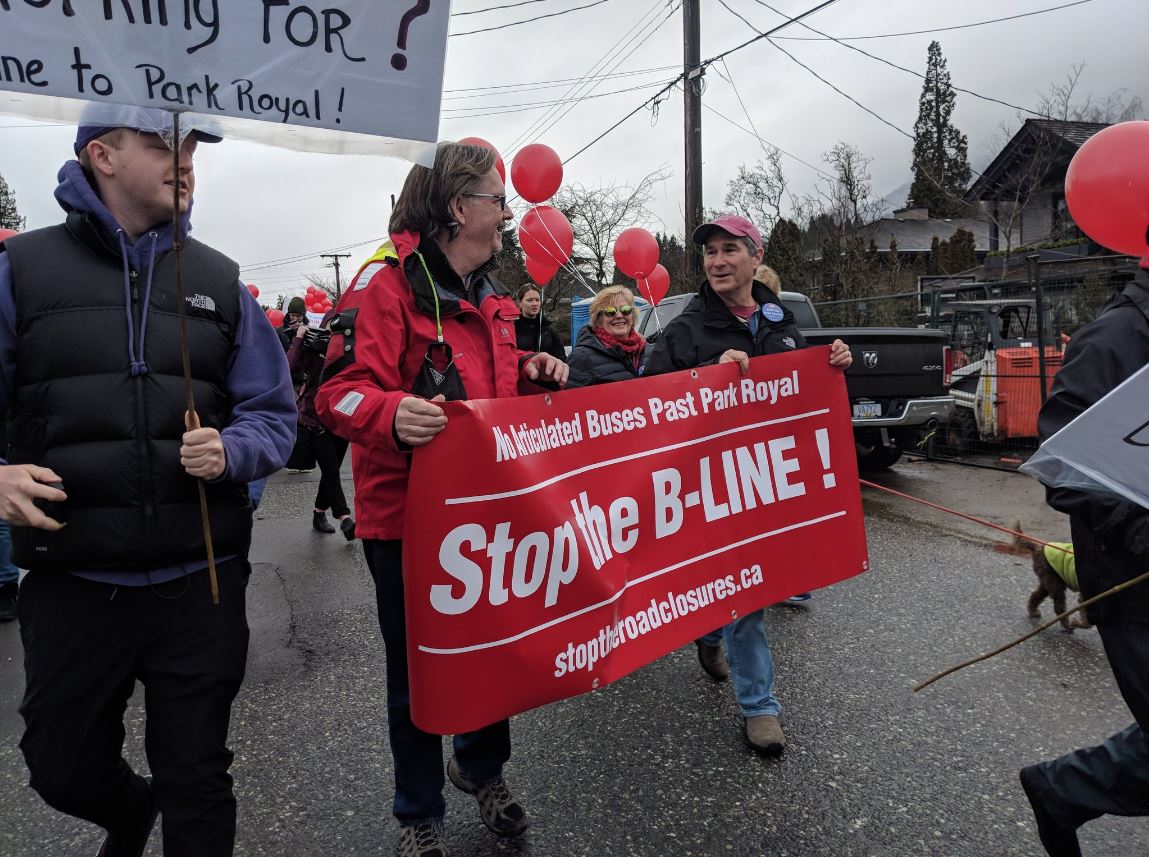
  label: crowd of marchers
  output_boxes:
[0,117,1146,857]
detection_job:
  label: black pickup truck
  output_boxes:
[636,291,954,469]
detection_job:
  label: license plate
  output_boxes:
[852,402,882,419]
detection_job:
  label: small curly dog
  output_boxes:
[1009,521,1092,632]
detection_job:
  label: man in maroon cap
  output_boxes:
[643,214,851,755]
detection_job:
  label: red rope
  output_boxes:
[859,478,1073,555]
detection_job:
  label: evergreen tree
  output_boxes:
[928,235,942,275]
[0,173,23,231]
[764,218,806,294]
[944,228,978,271]
[654,232,689,295]
[907,42,971,218]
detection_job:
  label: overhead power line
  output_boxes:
[452,0,552,16]
[701,101,835,180]
[771,0,1095,41]
[558,0,844,168]
[745,0,1047,116]
[442,79,677,118]
[502,0,671,157]
[442,65,679,97]
[450,0,610,36]
[239,237,383,273]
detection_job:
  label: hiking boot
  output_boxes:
[447,757,528,837]
[95,777,156,857]
[340,517,357,541]
[1020,765,1082,857]
[312,511,335,534]
[784,592,812,605]
[745,714,786,757]
[0,581,17,623]
[695,640,728,681]
[396,820,449,857]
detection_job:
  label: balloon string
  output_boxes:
[526,208,598,297]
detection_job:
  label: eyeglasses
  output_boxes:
[601,305,635,317]
[463,192,508,211]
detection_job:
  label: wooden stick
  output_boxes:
[171,111,219,605]
[914,569,1149,692]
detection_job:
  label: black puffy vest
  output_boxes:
[4,214,252,571]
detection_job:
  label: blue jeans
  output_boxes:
[363,540,511,824]
[700,608,780,717]
[0,521,19,585]
[248,478,267,512]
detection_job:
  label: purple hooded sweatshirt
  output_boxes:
[0,160,297,585]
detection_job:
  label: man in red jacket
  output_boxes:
[316,141,566,857]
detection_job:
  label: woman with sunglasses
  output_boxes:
[566,285,646,387]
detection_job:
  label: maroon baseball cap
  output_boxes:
[691,214,762,249]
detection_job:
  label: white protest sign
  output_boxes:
[1021,362,1149,510]
[0,1,450,160]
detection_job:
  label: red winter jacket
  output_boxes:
[314,230,537,540]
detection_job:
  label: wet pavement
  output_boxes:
[2,460,1147,856]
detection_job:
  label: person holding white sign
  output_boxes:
[0,104,296,856]
[642,214,851,756]
[1019,263,1149,857]
[316,141,567,857]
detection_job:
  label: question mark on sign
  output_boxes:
[391,0,431,71]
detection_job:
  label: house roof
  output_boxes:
[964,119,1109,202]
[855,216,992,253]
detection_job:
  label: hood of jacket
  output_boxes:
[389,229,509,320]
[54,159,192,268]
[53,159,197,377]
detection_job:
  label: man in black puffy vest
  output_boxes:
[0,104,296,856]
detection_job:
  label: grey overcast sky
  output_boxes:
[1,0,1146,303]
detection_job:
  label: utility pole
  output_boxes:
[320,253,352,298]
[684,0,704,287]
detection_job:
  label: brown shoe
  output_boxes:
[745,714,786,756]
[695,640,728,681]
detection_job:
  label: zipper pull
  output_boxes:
[129,269,139,301]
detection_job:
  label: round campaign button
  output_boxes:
[761,303,785,322]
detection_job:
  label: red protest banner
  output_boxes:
[403,346,868,734]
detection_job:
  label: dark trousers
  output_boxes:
[313,430,350,518]
[18,561,250,856]
[363,540,510,824]
[1025,583,1149,825]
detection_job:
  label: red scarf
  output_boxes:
[593,325,646,367]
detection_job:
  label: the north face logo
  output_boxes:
[187,294,217,312]
[782,336,796,349]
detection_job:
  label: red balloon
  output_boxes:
[266,309,285,327]
[459,136,506,183]
[518,205,574,266]
[613,227,660,279]
[525,254,560,286]
[1065,121,1149,256]
[0,228,17,242]
[246,283,260,299]
[637,263,670,306]
[510,143,563,204]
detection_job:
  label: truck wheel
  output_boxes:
[855,438,903,471]
[945,409,976,454]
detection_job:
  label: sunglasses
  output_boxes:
[463,192,508,211]
[601,305,635,317]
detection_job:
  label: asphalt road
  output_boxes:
[2,458,1147,856]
